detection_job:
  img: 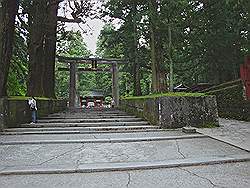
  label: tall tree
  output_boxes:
[0,0,19,97]
[132,1,142,96]
[27,0,96,97]
[27,0,47,96]
[102,0,144,95]
[43,1,59,98]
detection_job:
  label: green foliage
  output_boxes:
[100,0,249,95]
[96,24,124,59]
[7,30,28,96]
[57,31,91,57]
[6,1,249,100]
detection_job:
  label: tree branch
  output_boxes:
[57,16,83,23]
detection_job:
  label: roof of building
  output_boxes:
[83,91,104,97]
[174,83,189,90]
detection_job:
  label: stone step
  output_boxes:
[50,113,130,116]
[20,121,150,128]
[3,125,160,132]
[37,118,143,123]
[0,135,207,145]
[0,154,249,176]
[0,129,165,135]
[40,115,137,119]
[0,130,185,141]
[48,112,129,117]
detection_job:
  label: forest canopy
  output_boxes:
[0,0,249,98]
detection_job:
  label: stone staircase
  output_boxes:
[0,109,249,178]
[2,110,161,135]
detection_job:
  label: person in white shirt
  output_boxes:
[28,96,37,123]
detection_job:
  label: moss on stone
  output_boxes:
[197,122,220,128]
[122,92,208,100]
[8,96,55,101]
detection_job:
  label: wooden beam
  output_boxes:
[58,67,111,72]
[58,67,69,71]
[56,56,127,64]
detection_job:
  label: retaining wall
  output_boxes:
[0,98,67,130]
[204,79,250,121]
[120,96,219,129]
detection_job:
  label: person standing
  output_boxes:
[28,96,37,124]
[111,98,115,108]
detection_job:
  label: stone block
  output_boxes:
[0,98,8,131]
[120,95,219,129]
[182,127,197,133]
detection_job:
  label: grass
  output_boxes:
[122,92,209,100]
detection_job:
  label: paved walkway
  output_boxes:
[0,110,249,188]
[197,118,250,151]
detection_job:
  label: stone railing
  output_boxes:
[120,95,219,129]
[0,98,67,130]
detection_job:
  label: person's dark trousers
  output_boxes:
[31,110,37,123]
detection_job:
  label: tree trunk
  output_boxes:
[0,0,18,97]
[168,25,174,92]
[27,0,47,96]
[149,0,162,93]
[132,2,142,96]
[43,1,58,98]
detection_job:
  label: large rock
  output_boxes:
[120,95,219,129]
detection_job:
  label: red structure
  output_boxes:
[240,56,250,100]
[79,91,104,109]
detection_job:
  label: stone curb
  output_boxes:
[0,134,206,145]
[0,129,164,135]
[1,154,249,176]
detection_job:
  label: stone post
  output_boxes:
[112,63,119,107]
[69,63,76,108]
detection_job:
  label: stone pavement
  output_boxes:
[197,118,250,151]
[0,110,249,188]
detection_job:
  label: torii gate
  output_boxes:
[56,56,126,108]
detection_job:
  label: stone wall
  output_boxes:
[0,98,67,130]
[204,79,250,121]
[120,96,219,129]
